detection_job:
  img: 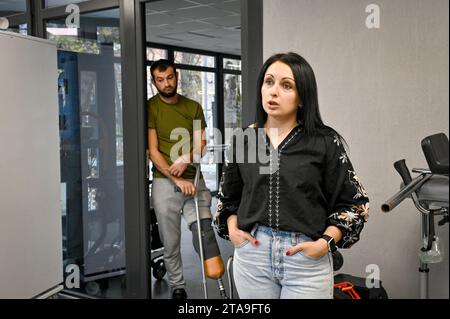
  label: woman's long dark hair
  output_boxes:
[255,52,347,149]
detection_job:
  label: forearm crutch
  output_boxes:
[192,162,209,299]
[192,163,228,299]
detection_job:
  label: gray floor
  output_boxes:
[151,197,237,299]
[58,197,235,299]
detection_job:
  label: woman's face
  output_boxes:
[261,61,300,120]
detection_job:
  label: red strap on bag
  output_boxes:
[334,282,361,299]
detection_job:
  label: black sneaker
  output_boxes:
[172,288,187,300]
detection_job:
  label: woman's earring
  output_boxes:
[298,104,303,108]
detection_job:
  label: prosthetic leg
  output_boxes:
[191,163,228,299]
[190,219,227,298]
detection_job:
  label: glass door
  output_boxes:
[46,8,126,298]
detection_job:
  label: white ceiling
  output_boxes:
[146,0,241,56]
[0,0,242,56]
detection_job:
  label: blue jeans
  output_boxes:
[233,225,334,299]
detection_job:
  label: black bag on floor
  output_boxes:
[334,273,388,299]
[150,208,164,250]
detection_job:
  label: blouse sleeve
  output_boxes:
[214,133,244,240]
[323,134,370,249]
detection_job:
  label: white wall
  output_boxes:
[0,31,63,298]
[263,0,448,298]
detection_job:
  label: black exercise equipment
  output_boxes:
[382,132,449,299]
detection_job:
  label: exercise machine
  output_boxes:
[382,133,449,299]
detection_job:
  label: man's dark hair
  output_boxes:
[150,59,176,80]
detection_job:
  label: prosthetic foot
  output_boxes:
[190,219,228,298]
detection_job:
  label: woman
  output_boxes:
[215,52,369,299]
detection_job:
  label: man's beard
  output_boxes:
[158,85,177,98]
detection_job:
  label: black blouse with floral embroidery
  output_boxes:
[214,124,369,249]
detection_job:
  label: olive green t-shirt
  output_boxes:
[148,94,207,179]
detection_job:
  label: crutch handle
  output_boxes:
[173,163,201,193]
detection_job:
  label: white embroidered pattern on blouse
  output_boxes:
[267,127,302,230]
[330,134,369,248]
[348,170,368,199]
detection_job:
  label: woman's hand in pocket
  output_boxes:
[227,215,259,247]
[286,239,328,259]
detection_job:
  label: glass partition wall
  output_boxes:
[46,8,125,298]
[0,0,145,299]
[0,0,27,34]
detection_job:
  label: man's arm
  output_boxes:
[148,128,195,195]
[168,128,207,176]
[148,128,176,181]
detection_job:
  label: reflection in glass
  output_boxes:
[48,9,126,298]
[224,74,241,130]
[0,1,26,14]
[19,23,27,35]
[174,51,215,68]
[47,24,99,54]
[45,0,89,8]
[97,26,121,57]
[114,63,123,166]
[3,23,27,35]
[223,58,241,71]
[147,47,167,61]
